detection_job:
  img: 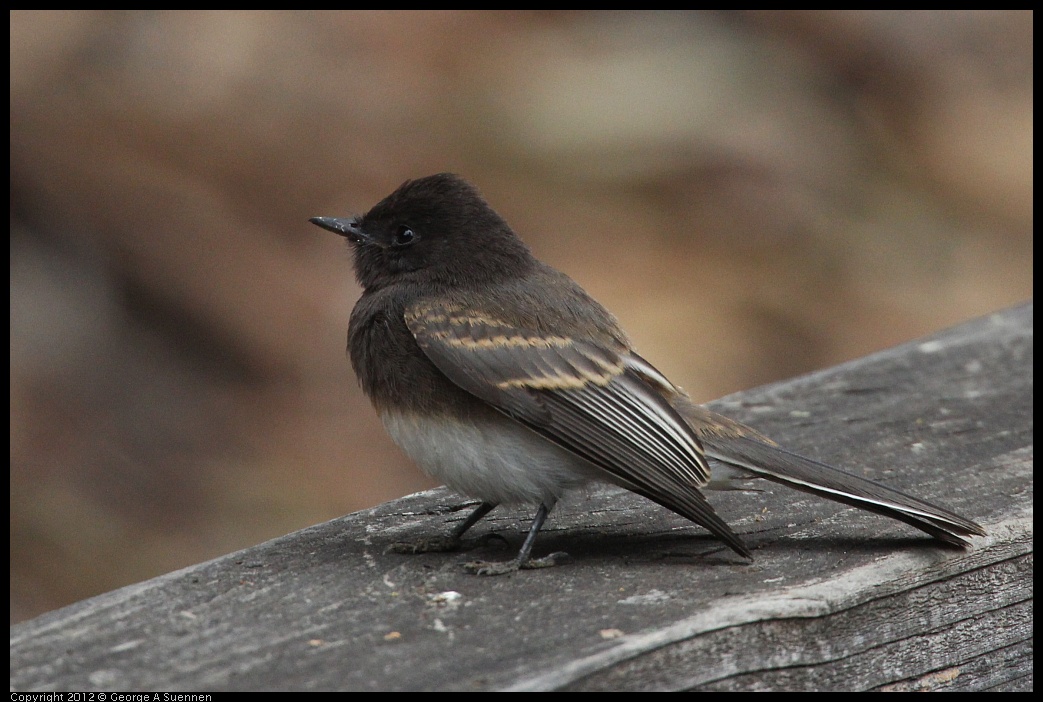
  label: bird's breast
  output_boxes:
[348,291,465,415]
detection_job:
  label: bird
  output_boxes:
[310,173,985,575]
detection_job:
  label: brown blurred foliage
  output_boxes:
[9,11,1032,622]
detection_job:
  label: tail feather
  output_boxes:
[679,406,986,546]
[707,435,984,545]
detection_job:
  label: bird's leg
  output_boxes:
[463,502,570,576]
[389,501,497,554]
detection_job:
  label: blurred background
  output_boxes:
[10,11,1032,623]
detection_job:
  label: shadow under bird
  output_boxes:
[311,173,985,575]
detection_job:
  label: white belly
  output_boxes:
[380,410,599,506]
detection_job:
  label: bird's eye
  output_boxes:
[393,225,417,247]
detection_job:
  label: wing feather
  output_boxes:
[405,300,751,557]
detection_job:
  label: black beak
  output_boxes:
[309,216,368,244]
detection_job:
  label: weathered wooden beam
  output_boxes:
[10,303,1032,691]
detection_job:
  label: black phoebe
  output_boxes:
[311,173,985,575]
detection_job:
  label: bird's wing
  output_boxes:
[405,299,750,558]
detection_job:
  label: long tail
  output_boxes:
[676,401,986,546]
